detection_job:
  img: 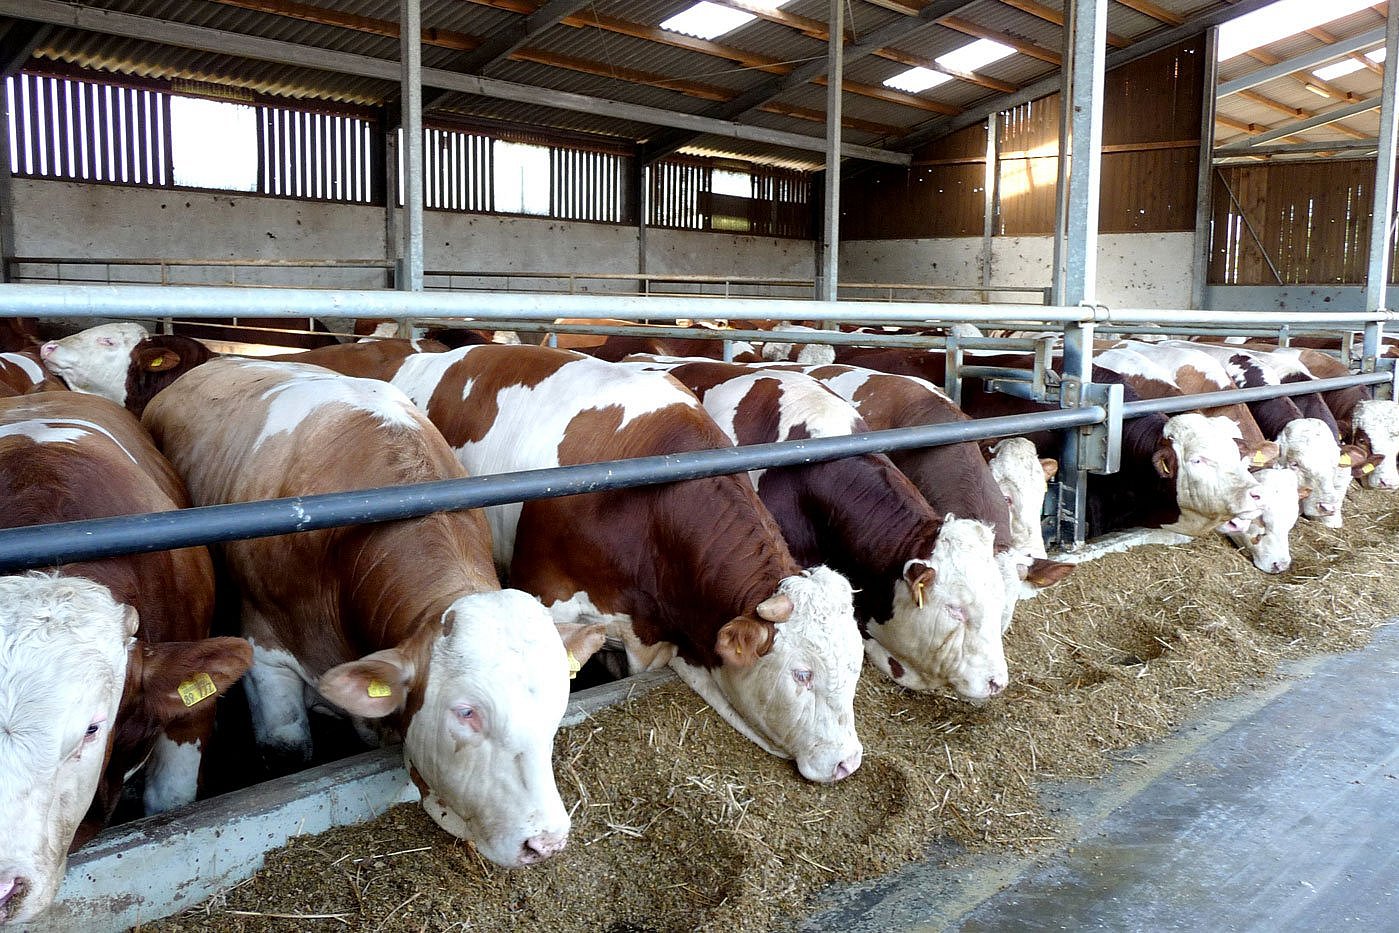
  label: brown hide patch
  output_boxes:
[732,377,784,446]
[278,339,445,378]
[427,346,573,447]
[123,335,214,416]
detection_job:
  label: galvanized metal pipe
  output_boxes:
[1364,0,1399,364]
[461,321,1048,351]
[399,0,425,293]
[8,283,1399,326]
[1191,26,1219,311]
[819,0,842,302]
[0,407,1105,571]
[1119,371,1391,418]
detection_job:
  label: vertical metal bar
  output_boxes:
[1364,0,1399,367]
[383,124,399,288]
[1054,0,1108,308]
[818,0,842,303]
[1056,321,1094,549]
[1190,26,1219,311]
[980,114,997,303]
[0,77,15,282]
[400,0,425,294]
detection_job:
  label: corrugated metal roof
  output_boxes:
[10,0,1391,168]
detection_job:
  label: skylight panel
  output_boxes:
[1217,0,1376,61]
[660,2,756,40]
[883,67,954,95]
[1312,47,1386,82]
[935,38,1015,74]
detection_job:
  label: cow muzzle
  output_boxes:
[0,871,33,924]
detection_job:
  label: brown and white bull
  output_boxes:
[280,341,866,783]
[142,358,602,867]
[40,323,213,416]
[1287,347,1399,491]
[0,393,251,924]
[623,359,1008,700]
[0,350,65,397]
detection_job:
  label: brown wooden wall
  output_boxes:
[842,39,1205,240]
[1208,158,1399,285]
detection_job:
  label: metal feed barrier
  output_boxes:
[3,281,1396,930]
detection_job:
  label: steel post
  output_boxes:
[980,115,997,302]
[819,0,843,303]
[1191,27,1219,311]
[1053,0,1108,308]
[399,0,425,294]
[1364,0,1399,367]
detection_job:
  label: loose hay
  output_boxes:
[150,487,1399,933]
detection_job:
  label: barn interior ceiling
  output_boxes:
[0,0,1390,168]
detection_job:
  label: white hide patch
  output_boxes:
[0,573,132,924]
[1226,466,1299,574]
[672,567,864,784]
[403,588,573,867]
[1159,413,1263,538]
[246,362,421,451]
[864,518,1008,700]
[1276,418,1345,525]
[394,350,700,568]
[141,734,202,814]
[988,437,1049,561]
[0,418,140,464]
[242,640,314,759]
[1354,399,1399,489]
[0,353,44,386]
[39,322,150,404]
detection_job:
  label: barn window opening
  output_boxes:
[170,96,257,191]
[493,140,550,215]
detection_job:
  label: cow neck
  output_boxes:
[337,516,497,655]
[1280,375,1340,435]
[889,444,1011,554]
[1247,396,1304,441]
[635,477,800,670]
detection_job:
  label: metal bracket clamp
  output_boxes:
[1377,356,1399,401]
[944,333,963,407]
[1079,382,1123,474]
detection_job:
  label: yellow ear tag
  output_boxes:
[366,679,392,698]
[1339,453,1353,467]
[1252,450,1266,466]
[567,651,581,680]
[1364,463,1376,475]
[914,581,925,609]
[176,672,217,708]
[148,356,165,369]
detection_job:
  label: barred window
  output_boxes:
[647,157,813,238]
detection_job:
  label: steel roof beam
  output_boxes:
[0,19,50,77]
[2,0,909,165]
[1214,96,1383,152]
[898,0,1279,150]
[1217,25,1387,97]
[640,0,978,165]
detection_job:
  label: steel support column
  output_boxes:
[819,0,843,303]
[1191,27,1219,311]
[980,115,998,301]
[1364,0,1399,367]
[399,0,424,296]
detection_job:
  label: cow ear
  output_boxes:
[136,346,182,372]
[1022,558,1074,588]
[1039,458,1059,481]
[319,649,413,719]
[902,560,935,608]
[1337,444,1366,469]
[978,439,998,462]
[1357,451,1385,478]
[1152,444,1178,478]
[555,622,606,676]
[1243,440,1280,469]
[716,617,775,667]
[1336,418,1354,444]
[141,637,253,725]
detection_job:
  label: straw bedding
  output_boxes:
[150,486,1399,933]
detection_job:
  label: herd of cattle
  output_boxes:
[0,314,1395,925]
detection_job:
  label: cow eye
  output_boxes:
[792,669,813,687]
[1187,455,1206,466]
[98,337,114,347]
[84,720,103,742]
[453,706,474,722]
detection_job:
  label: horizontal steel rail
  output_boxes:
[14,257,394,268]
[7,283,1399,327]
[1119,372,1391,418]
[0,408,1105,572]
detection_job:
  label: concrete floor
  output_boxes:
[804,621,1399,932]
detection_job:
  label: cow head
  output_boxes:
[1276,418,1346,527]
[1348,400,1399,489]
[1225,467,1303,574]
[38,323,149,404]
[318,589,599,868]
[0,575,130,924]
[670,566,864,784]
[986,437,1054,561]
[1155,414,1264,537]
[863,518,1009,700]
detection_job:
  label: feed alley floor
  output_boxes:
[803,620,1399,932]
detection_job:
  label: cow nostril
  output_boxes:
[0,875,26,911]
[1248,488,1263,502]
[520,832,566,865]
[1270,560,1290,573]
[39,342,57,358]
[987,677,1005,696]
[832,748,863,782]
